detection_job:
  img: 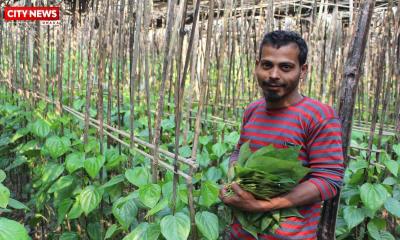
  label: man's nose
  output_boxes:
[269,67,279,79]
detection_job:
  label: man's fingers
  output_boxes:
[219,187,226,200]
[231,182,245,198]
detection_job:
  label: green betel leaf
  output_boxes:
[35,163,64,188]
[125,167,151,187]
[246,144,275,163]
[123,222,161,240]
[48,175,75,193]
[212,142,227,158]
[238,141,252,166]
[203,167,222,182]
[139,184,161,208]
[199,180,219,208]
[44,136,71,159]
[0,170,6,183]
[368,221,395,240]
[112,197,138,230]
[31,119,50,138]
[145,198,168,218]
[79,185,102,215]
[0,184,10,208]
[160,213,190,240]
[393,144,400,158]
[100,174,125,189]
[382,177,397,186]
[360,183,389,212]
[59,232,79,240]
[87,222,102,240]
[0,218,29,240]
[8,198,29,210]
[195,211,219,240]
[199,136,211,146]
[383,159,399,177]
[179,146,192,158]
[84,156,105,179]
[280,208,304,218]
[67,199,83,219]
[105,224,119,239]
[348,159,369,172]
[384,198,400,218]
[57,198,73,226]
[105,148,127,170]
[343,206,365,229]
[65,152,85,174]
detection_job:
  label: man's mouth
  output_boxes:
[263,83,285,90]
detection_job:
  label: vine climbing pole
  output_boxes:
[318,1,376,239]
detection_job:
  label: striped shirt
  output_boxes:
[229,96,344,240]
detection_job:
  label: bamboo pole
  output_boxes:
[129,0,143,159]
[318,1,376,239]
[84,17,94,145]
[143,0,154,143]
[152,0,177,183]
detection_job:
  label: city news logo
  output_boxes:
[4,6,60,25]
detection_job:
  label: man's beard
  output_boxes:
[263,91,282,102]
[262,76,300,103]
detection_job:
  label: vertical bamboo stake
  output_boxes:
[143,0,153,142]
[365,32,385,163]
[107,3,116,148]
[129,0,142,148]
[214,0,232,115]
[32,21,41,106]
[318,1,376,239]
[84,17,94,145]
[189,0,214,238]
[116,0,126,153]
[152,0,176,183]
[171,0,189,216]
[178,0,201,237]
[58,23,67,137]
[183,9,200,145]
[98,1,110,155]
[319,21,327,102]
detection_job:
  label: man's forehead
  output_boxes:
[260,43,300,64]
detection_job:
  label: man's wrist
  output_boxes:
[260,196,292,211]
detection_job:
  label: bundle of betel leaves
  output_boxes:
[224,141,310,238]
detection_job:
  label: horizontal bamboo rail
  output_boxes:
[9,86,196,181]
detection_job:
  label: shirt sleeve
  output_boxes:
[229,105,253,164]
[305,118,345,201]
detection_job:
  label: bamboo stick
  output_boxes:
[318,1,376,239]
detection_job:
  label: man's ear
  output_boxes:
[300,63,308,80]
[255,59,259,67]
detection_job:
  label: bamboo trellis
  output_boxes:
[1,0,400,239]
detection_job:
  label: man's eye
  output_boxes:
[281,65,291,71]
[262,63,272,68]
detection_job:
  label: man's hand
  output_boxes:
[219,183,275,212]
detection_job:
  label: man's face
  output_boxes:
[255,43,307,103]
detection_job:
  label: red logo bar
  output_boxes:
[4,6,60,21]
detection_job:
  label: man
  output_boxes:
[219,30,344,240]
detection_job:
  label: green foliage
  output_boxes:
[79,185,103,215]
[112,196,138,230]
[225,144,308,236]
[0,218,29,240]
[160,213,191,240]
[125,167,151,187]
[1,90,399,240]
[195,211,219,240]
[123,222,160,240]
[139,184,161,208]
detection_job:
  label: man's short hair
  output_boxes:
[259,30,308,65]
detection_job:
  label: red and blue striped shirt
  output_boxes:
[229,96,344,240]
